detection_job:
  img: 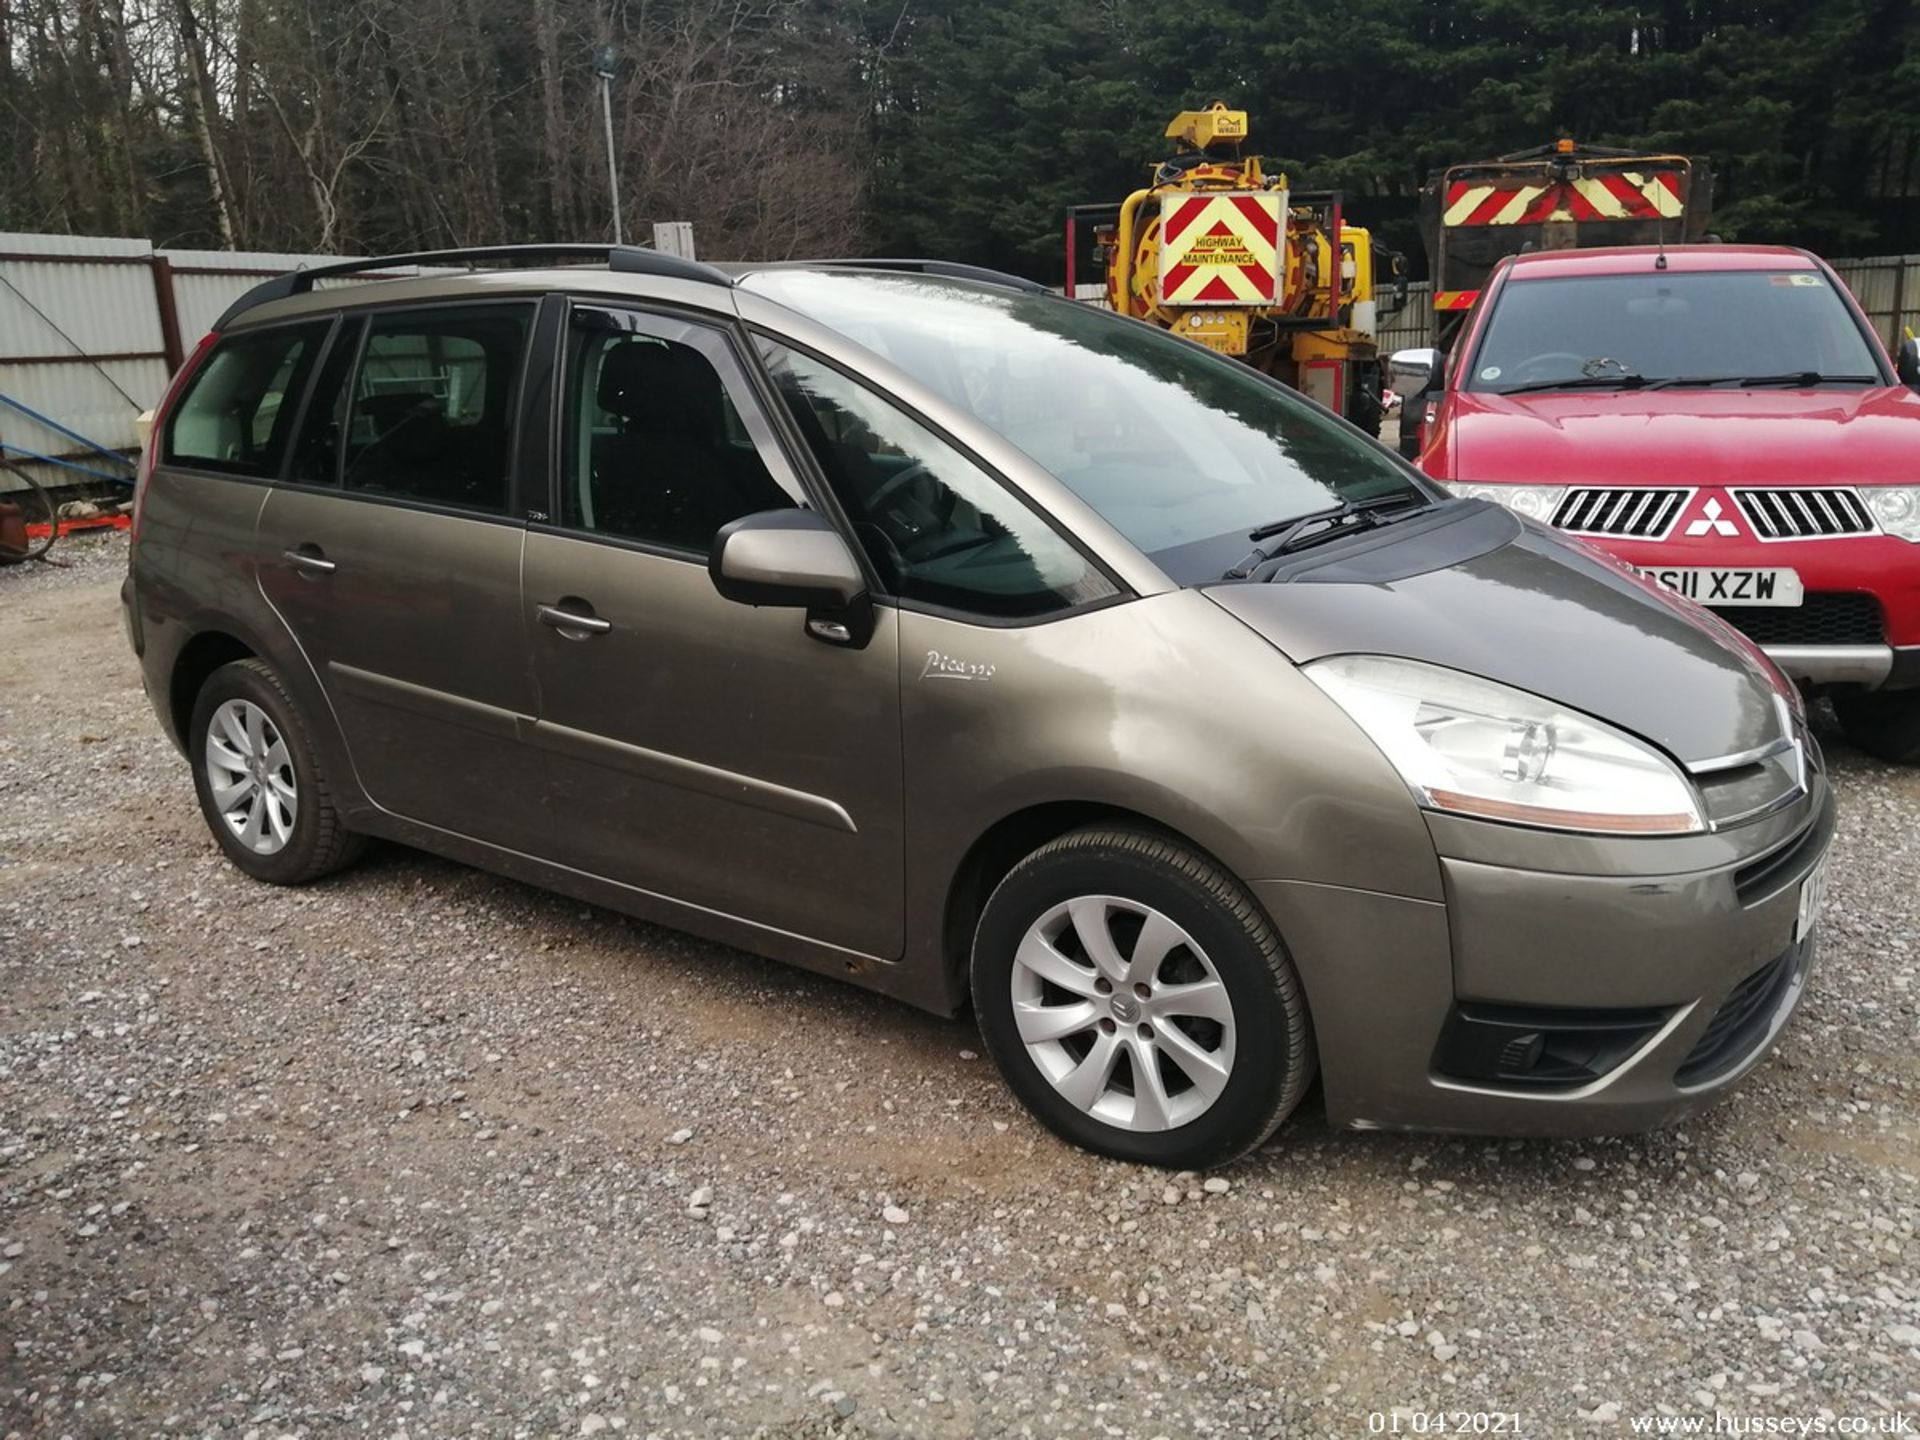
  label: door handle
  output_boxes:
[536,602,613,637]
[283,546,336,576]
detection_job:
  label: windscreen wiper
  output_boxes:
[1225,493,1426,579]
[1492,373,1650,396]
[1738,371,1876,388]
[1644,371,1879,390]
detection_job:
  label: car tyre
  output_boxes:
[188,658,365,884]
[1833,688,1920,764]
[971,826,1315,1168]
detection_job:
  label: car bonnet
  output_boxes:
[1203,502,1789,765]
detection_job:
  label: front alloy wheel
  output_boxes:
[973,826,1314,1168]
[1011,896,1236,1132]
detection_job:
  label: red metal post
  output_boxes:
[149,255,186,374]
[1064,214,1077,299]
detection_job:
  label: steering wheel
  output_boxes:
[864,461,961,552]
[866,461,938,516]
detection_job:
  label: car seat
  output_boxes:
[591,340,787,548]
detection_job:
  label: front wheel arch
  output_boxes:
[943,801,1243,1005]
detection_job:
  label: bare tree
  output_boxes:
[0,0,869,255]
[171,0,235,244]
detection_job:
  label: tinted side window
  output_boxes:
[287,317,364,486]
[341,306,531,513]
[166,321,330,476]
[561,311,795,552]
[757,341,1117,619]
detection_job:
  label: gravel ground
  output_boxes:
[2,532,1916,1439]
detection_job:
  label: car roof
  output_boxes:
[227,267,730,332]
[218,252,1037,333]
[1504,244,1818,280]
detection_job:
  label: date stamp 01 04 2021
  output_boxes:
[1365,1415,1523,1434]
[1362,1411,1919,1436]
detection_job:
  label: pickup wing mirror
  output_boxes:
[1387,346,1442,397]
[709,509,873,647]
[1897,336,1920,390]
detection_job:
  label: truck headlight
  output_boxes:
[1304,655,1705,835]
[1861,486,1920,541]
[1441,482,1567,524]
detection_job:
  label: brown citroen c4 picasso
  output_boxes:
[123,246,1834,1167]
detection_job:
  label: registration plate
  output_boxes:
[1639,566,1804,607]
[1796,850,1831,943]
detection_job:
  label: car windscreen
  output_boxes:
[739,270,1423,584]
[1467,268,1883,392]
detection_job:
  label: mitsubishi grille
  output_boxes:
[1551,487,1691,539]
[1733,487,1875,540]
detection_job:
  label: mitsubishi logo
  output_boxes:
[1685,497,1740,537]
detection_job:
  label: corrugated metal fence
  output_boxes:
[0,232,422,493]
[1829,254,1920,347]
[1,235,172,486]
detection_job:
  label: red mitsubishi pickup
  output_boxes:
[1392,245,1920,762]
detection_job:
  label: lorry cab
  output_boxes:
[1393,244,1920,762]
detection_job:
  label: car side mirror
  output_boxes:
[1387,346,1442,398]
[1897,336,1920,390]
[710,509,873,647]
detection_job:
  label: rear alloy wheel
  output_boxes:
[203,699,298,855]
[1834,688,1920,764]
[189,659,365,884]
[972,827,1314,1168]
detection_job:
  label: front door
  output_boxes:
[521,304,904,957]
[255,302,549,849]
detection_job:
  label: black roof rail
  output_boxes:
[214,244,731,329]
[793,258,1050,294]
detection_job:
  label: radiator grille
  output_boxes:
[1733,487,1874,539]
[1710,592,1885,646]
[1551,487,1690,538]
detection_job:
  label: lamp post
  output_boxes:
[592,44,623,245]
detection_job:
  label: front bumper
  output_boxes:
[1255,772,1835,1136]
[1601,529,1920,690]
[1762,644,1917,688]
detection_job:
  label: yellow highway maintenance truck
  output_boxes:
[1068,102,1406,432]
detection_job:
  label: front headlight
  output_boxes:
[1304,655,1705,835]
[1441,481,1567,524]
[1861,486,1920,541]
